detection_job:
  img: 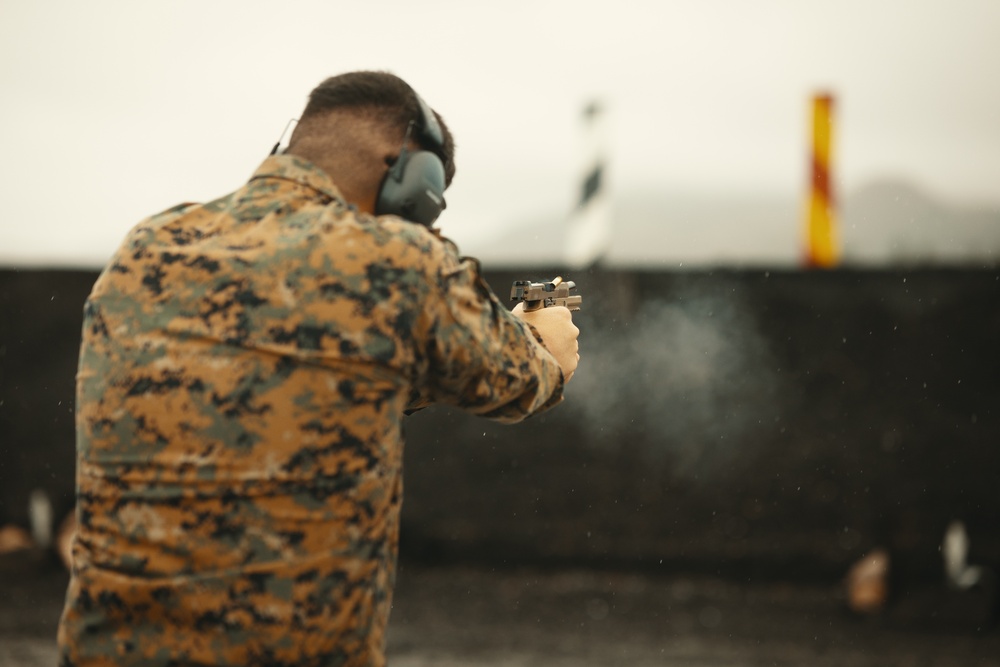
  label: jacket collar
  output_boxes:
[248,154,346,204]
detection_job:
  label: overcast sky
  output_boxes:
[2,0,999,267]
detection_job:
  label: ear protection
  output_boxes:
[374,91,447,227]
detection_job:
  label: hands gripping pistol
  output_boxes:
[510,276,582,312]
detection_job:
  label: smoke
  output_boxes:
[564,280,781,475]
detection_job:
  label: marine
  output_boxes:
[57,71,580,666]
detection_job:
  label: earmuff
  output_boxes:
[374,91,447,227]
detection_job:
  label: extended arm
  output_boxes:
[410,255,568,423]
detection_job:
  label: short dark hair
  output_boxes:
[302,71,456,187]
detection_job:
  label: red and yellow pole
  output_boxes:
[803,93,840,267]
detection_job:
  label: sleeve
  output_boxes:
[408,249,565,423]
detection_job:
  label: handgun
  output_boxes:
[510,276,581,312]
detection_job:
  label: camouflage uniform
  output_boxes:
[57,155,564,667]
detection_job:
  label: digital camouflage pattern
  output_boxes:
[57,155,564,667]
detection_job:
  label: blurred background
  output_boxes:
[1,1,999,664]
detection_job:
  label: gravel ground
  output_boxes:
[2,554,998,666]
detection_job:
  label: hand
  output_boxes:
[513,303,580,382]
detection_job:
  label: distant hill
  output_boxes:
[841,180,1000,266]
[460,181,1000,269]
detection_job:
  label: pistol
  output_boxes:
[510,276,581,312]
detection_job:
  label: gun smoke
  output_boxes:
[564,278,781,478]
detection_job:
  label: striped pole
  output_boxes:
[803,93,840,267]
[565,100,611,269]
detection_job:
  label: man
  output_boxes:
[57,71,579,667]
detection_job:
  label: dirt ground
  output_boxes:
[2,553,998,667]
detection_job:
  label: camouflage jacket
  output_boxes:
[57,155,564,667]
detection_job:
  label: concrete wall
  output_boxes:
[403,267,1000,582]
[2,267,998,581]
[0,270,90,530]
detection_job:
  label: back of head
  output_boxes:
[289,71,456,188]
